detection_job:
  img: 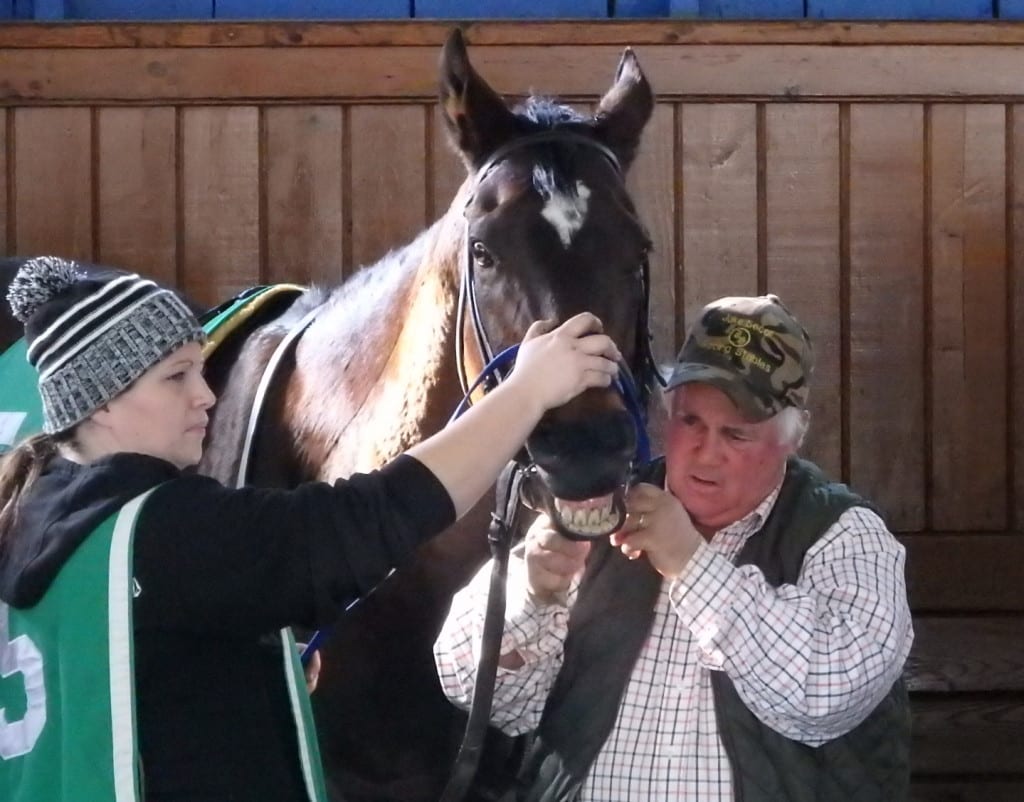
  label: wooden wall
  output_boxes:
[2,21,1022,799]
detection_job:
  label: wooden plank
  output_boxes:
[11,21,1024,49]
[264,105,344,287]
[910,783,1024,802]
[11,45,1024,103]
[96,107,177,287]
[429,103,468,224]
[847,104,925,530]
[929,105,1007,531]
[912,696,1024,775]
[348,104,426,273]
[12,106,92,259]
[679,103,758,333]
[0,108,7,255]
[1013,106,1024,533]
[764,103,841,477]
[181,106,259,306]
[906,617,1024,692]
[901,533,1024,612]
[627,103,676,364]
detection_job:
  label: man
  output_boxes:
[434,295,913,802]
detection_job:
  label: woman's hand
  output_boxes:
[509,313,621,412]
[297,644,321,694]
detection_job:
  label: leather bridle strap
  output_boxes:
[438,459,529,802]
[455,131,623,403]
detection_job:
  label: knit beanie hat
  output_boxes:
[6,255,206,434]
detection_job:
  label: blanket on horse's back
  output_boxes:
[0,283,305,454]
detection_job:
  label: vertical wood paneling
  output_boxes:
[929,104,1007,530]
[430,104,468,222]
[97,107,177,288]
[680,104,759,332]
[1012,105,1024,532]
[349,105,427,271]
[264,106,345,287]
[628,103,677,364]
[764,104,842,477]
[0,109,7,255]
[13,107,92,259]
[848,104,925,530]
[181,106,260,306]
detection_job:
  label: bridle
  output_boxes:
[452,128,662,459]
[440,130,664,802]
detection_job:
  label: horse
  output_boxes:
[0,30,657,801]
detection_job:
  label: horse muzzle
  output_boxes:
[522,408,636,540]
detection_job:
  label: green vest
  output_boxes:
[513,457,910,802]
[0,493,328,802]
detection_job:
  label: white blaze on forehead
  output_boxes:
[541,181,591,248]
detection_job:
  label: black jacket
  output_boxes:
[0,451,455,802]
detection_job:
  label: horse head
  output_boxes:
[439,30,657,539]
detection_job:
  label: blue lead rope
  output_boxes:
[301,347,653,665]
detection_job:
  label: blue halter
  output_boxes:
[448,343,652,465]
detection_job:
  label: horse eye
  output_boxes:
[472,240,495,269]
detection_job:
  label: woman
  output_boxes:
[0,256,620,802]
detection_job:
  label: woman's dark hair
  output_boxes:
[0,432,71,551]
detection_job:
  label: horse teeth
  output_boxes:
[553,497,615,535]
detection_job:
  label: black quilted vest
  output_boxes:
[511,457,910,802]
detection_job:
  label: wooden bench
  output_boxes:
[904,536,1024,801]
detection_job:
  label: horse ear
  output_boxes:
[438,28,519,169]
[593,48,654,171]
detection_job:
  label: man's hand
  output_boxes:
[524,514,591,605]
[610,483,702,579]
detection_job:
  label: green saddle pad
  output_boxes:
[0,339,44,453]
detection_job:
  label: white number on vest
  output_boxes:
[0,603,46,759]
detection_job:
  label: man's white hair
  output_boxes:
[772,405,810,450]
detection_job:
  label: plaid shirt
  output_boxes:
[434,485,914,801]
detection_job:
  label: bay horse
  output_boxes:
[0,30,657,802]
[199,31,657,801]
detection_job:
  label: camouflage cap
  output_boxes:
[666,294,814,421]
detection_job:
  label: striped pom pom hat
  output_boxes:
[6,256,205,434]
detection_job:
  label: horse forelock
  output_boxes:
[514,97,588,129]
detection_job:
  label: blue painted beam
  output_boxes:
[689,0,803,16]
[415,0,607,18]
[614,0,669,14]
[217,0,410,18]
[808,0,993,18]
[996,0,1024,16]
[31,0,63,18]
[62,0,213,18]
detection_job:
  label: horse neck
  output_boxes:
[295,212,469,481]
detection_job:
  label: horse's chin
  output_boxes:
[547,487,627,541]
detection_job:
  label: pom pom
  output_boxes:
[6,256,81,323]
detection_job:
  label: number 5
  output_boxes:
[0,603,46,759]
